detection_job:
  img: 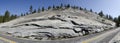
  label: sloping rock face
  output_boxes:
[0,8,115,40]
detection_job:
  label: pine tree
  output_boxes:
[37,7,41,13]
[66,4,70,8]
[114,17,118,22]
[90,9,93,12]
[114,17,119,27]
[3,10,10,22]
[14,15,17,18]
[0,16,3,23]
[32,9,36,13]
[75,6,79,9]
[60,3,63,8]
[29,5,33,14]
[72,6,76,9]
[53,5,55,9]
[10,14,15,20]
[98,11,104,17]
[53,5,60,10]
[21,13,24,16]
[105,14,109,19]
[42,7,45,11]
[79,7,83,10]
[56,6,60,9]
[108,15,113,20]
[118,15,120,21]
[48,6,51,10]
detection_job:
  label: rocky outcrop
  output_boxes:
[0,8,115,40]
[4,15,113,40]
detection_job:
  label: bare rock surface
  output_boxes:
[0,8,115,40]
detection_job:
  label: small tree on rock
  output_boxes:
[29,5,33,14]
[37,7,41,13]
[42,7,45,11]
[48,6,51,10]
[98,11,104,17]
[90,9,93,12]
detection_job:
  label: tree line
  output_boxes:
[0,4,88,23]
[98,10,120,27]
[113,16,120,27]
[0,10,17,23]
[28,4,120,27]
[0,4,119,27]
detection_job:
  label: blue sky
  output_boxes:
[0,0,120,17]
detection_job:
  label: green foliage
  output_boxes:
[79,7,83,10]
[98,11,104,17]
[105,14,109,19]
[90,9,93,12]
[66,4,70,8]
[113,17,119,27]
[53,5,55,9]
[10,15,17,20]
[3,10,10,22]
[37,8,41,13]
[71,6,75,9]
[56,6,60,9]
[0,10,18,23]
[29,5,33,14]
[60,4,63,8]
[21,13,24,16]
[64,4,70,9]
[42,7,45,11]
[0,16,3,23]
[73,6,79,9]
[32,9,36,14]
[108,15,113,20]
[48,6,51,10]
[118,16,120,21]
[0,4,117,28]
[113,15,120,27]
[105,14,113,21]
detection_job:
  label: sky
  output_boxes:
[0,0,120,17]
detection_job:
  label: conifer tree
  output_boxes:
[118,15,120,21]
[105,14,109,19]
[0,16,3,23]
[56,6,60,9]
[29,5,33,14]
[48,6,51,10]
[53,5,55,9]
[79,7,83,10]
[38,7,41,13]
[60,3,63,8]
[10,14,15,20]
[108,15,113,20]
[90,9,93,12]
[21,13,24,16]
[3,10,10,22]
[98,11,104,17]
[42,7,45,11]
[114,17,119,27]
[66,4,70,8]
[32,9,36,13]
